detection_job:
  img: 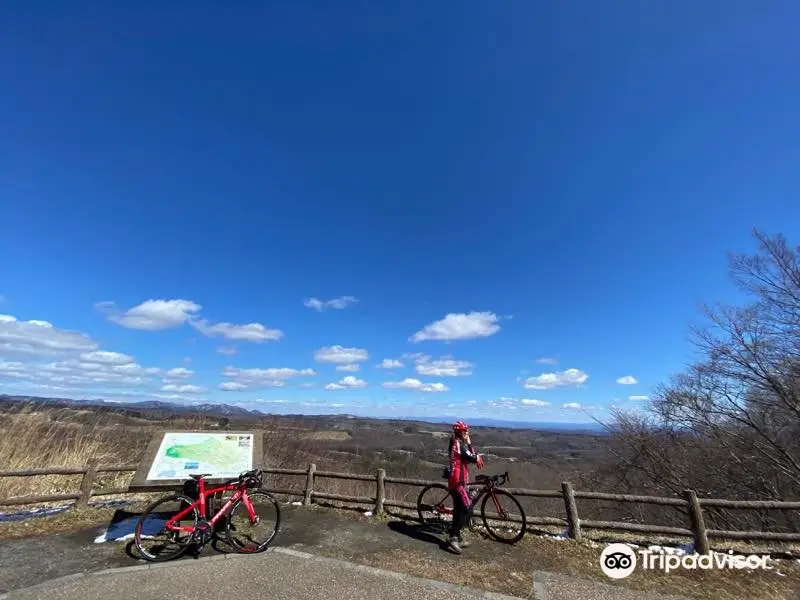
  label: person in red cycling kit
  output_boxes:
[446,420,484,554]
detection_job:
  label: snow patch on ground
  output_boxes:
[93,514,164,544]
[0,499,131,523]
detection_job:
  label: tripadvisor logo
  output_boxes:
[600,544,637,579]
[600,543,773,578]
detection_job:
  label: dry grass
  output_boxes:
[0,408,131,501]
[300,431,351,441]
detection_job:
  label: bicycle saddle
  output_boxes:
[189,473,213,480]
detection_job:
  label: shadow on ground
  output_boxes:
[387,520,447,550]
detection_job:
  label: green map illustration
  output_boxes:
[147,432,253,481]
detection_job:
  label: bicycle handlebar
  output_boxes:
[476,471,511,487]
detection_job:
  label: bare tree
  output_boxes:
[606,231,800,531]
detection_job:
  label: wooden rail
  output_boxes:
[2,462,799,552]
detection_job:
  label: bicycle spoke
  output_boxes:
[134,495,198,562]
[226,490,280,553]
[481,489,526,544]
[417,484,453,534]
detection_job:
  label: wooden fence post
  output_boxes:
[76,459,98,509]
[375,469,386,516]
[562,481,582,541]
[685,489,710,554]
[303,463,316,506]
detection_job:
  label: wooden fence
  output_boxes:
[2,461,800,554]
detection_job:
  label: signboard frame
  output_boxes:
[128,430,264,492]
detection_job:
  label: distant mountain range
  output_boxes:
[0,394,261,417]
[394,415,610,434]
[0,394,609,434]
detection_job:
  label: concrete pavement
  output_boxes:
[0,504,708,600]
[1,548,523,600]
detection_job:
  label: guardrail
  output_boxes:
[2,461,799,554]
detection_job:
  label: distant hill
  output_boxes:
[394,415,609,434]
[0,394,260,417]
[0,394,608,434]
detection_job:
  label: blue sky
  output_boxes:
[1,2,799,424]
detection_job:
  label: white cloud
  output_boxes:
[325,376,367,391]
[100,299,202,330]
[520,399,549,407]
[376,358,404,369]
[80,351,135,365]
[0,314,98,356]
[336,363,360,372]
[617,375,638,385]
[313,345,369,364]
[535,357,558,365]
[164,367,193,379]
[191,319,283,342]
[413,355,473,377]
[467,400,477,406]
[111,363,161,376]
[561,402,583,410]
[217,346,238,356]
[219,366,316,391]
[304,296,359,311]
[98,300,282,344]
[382,378,449,393]
[628,395,649,401]
[523,368,588,390]
[223,367,316,380]
[409,311,504,343]
[218,382,249,391]
[0,356,161,390]
[489,397,517,409]
[161,384,206,393]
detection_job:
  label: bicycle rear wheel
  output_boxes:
[225,489,281,553]
[416,483,453,533]
[481,489,526,544]
[134,494,199,562]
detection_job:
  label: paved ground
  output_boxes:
[0,503,703,600]
[1,549,521,600]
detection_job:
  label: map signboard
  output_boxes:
[129,430,263,492]
[146,432,254,481]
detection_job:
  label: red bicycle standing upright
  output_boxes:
[416,471,526,544]
[134,469,280,562]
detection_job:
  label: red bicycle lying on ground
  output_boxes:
[416,471,527,544]
[134,469,280,562]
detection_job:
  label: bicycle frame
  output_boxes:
[164,477,258,534]
[469,482,507,516]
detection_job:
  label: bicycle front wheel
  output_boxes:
[225,489,281,553]
[134,494,199,562]
[481,489,526,544]
[416,483,453,533]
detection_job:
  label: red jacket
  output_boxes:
[448,437,479,490]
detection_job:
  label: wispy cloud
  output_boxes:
[303,296,359,311]
[382,378,449,393]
